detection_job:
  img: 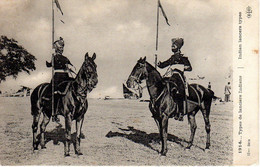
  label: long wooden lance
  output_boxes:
[51,0,55,118]
[155,0,170,69]
[155,0,159,69]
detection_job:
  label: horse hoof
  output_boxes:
[33,147,38,151]
[205,144,210,149]
[80,133,85,139]
[204,149,210,153]
[76,152,83,156]
[160,151,167,156]
[41,146,46,149]
[64,153,70,157]
[75,149,83,155]
[185,145,191,150]
[161,153,167,156]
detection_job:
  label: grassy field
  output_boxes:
[0,97,233,165]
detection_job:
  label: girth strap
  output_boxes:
[189,85,201,106]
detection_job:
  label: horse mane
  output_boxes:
[74,63,84,81]
[145,61,162,81]
[70,60,89,96]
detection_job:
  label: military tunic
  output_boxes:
[46,53,73,89]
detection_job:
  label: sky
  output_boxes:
[0,0,233,98]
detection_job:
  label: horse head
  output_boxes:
[76,52,98,92]
[126,56,148,89]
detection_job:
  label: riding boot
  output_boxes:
[42,88,52,101]
[52,93,60,123]
[174,113,179,120]
[178,101,185,121]
[174,96,183,121]
[179,81,188,121]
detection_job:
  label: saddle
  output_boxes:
[41,81,71,103]
[163,72,188,99]
[55,81,71,95]
[162,74,189,120]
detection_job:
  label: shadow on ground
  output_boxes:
[36,124,85,153]
[106,126,195,153]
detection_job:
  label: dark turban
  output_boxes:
[171,38,184,49]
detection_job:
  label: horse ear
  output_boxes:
[92,53,96,60]
[85,52,89,60]
[143,56,146,61]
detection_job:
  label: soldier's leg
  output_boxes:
[52,94,60,123]
[178,96,185,121]
[41,84,52,101]
[178,84,185,121]
[52,74,60,123]
[174,94,184,120]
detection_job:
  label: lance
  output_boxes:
[155,0,159,69]
[155,0,170,69]
[51,0,55,118]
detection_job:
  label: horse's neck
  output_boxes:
[73,66,87,95]
[145,62,164,100]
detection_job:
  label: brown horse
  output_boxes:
[126,57,215,156]
[31,53,98,156]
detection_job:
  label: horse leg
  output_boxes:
[39,113,50,149]
[79,116,85,139]
[160,114,169,156]
[64,115,72,156]
[75,117,84,155]
[154,118,160,133]
[32,112,41,150]
[201,102,211,149]
[151,118,162,145]
[186,111,197,149]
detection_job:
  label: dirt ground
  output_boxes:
[0,97,233,165]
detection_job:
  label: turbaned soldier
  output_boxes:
[46,37,74,122]
[157,38,192,121]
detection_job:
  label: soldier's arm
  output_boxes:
[64,56,73,66]
[158,55,177,68]
[183,57,192,71]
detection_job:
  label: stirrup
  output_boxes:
[42,97,51,101]
[52,116,60,123]
[178,114,184,121]
[174,113,179,120]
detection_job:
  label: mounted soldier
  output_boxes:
[45,37,75,122]
[157,38,192,121]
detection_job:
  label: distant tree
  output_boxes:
[0,36,36,83]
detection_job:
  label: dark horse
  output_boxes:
[126,57,215,156]
[31,53,98,156]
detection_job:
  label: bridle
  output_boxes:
[73,60,97,97]
[129,62,148,88]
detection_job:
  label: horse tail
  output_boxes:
[30,83,49,116]
[189,83,218,104]
[206,88,220,100]
[212,95,218,100]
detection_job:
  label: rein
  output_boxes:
[73,74,95,98]
[72,81,88,97]
[142,63,168,105]
[130,62,173,106]
[129,75,141,85]
[72,61,96,98]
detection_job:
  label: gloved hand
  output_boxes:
[157,61,162,67]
